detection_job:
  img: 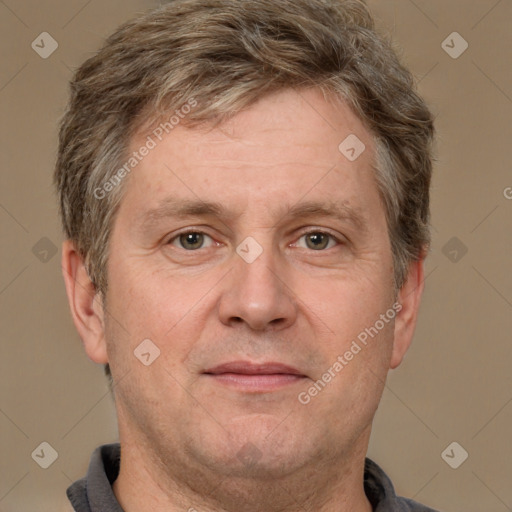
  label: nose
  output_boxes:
[218,245,298,331]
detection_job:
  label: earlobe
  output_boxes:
[390,256,426,369]
[61,240,109,364]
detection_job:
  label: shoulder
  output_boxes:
[364,458,441,512]
[65,443,122,512]
[397,496,440,511]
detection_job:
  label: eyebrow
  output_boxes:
[285,200,368,234]
[136,196,368,235]
[137,198,233,231]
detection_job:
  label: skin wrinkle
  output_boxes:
[55,0,433,299]
[70,88,411,512]
[136,198,369,238]
[55,2,436,509]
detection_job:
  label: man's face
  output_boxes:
[103,88,398,479]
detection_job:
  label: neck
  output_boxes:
[112,428,373,512]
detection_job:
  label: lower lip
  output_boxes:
[205,373,306,391]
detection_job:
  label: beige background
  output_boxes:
[1,0,511,511]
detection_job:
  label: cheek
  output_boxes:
[108,262,201,332]
[302,271,394,341]
[296,268,396,405]
[104,262,217,377]
[303,319,394,422]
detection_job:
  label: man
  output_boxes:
[55,0,438,510]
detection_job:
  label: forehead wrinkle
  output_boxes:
[136,195,369,237]
[136,197,233,232]
[278,200,369,235]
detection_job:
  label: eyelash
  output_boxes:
[291,229,342,251]
[166,228,343,251]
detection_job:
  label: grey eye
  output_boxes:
[298,232,337,250]
[170,232,213,250]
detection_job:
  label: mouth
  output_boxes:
[203,361,307,392]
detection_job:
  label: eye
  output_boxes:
[168,231,214,250]
[295,231,340,251]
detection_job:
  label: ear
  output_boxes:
[61,240,109,364]
[389,255,426,369]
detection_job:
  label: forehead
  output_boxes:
[120,88,381,225]
[139,89,370,162]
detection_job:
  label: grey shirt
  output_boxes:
[67,444,439,512]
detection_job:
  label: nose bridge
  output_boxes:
[238,244,281,298]
[218,235,297,330]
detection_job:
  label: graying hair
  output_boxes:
[55,0,434,300]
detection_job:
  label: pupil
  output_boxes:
[307,233,327,250]
[181,233,203,249]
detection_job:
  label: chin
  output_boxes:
[189,421,321,480]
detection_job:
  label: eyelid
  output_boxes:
[165,227,346,249]
[166,228,217,248]
[293,227,346,244]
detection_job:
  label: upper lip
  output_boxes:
[204,361,305,376]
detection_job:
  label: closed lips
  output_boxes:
[204,361,306,377]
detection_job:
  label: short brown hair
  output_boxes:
[55,0,434,297]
